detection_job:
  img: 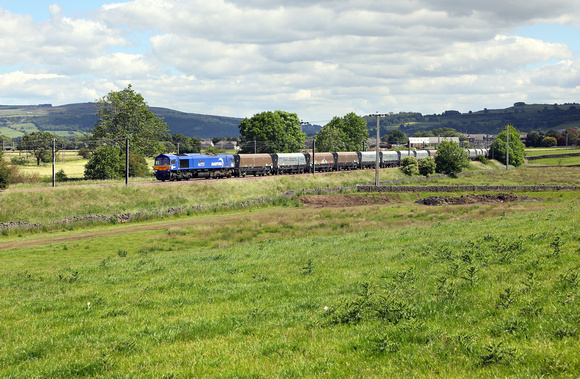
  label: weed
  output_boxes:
[117,249,128,258]
[460,266,478,286]
[301,259,313,275]
[496,287,515,309]
[548,235,565,258]
[478,341,517,366]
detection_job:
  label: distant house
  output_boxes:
[200,140,214,150]
[408,137,459,148]
[462,134,495,148]
[214,140,239,151]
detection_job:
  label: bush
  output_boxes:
[474,154,488,164]
[541,136,557,147]
[400,156,419,176]
[418,157,436,176]
[435,140,470,175]
[0,161,9,189]
[84,146,123,180]
[126,152,150,177]
[78,147,91,159]
[10,156,30,165]
[55,169,68,182]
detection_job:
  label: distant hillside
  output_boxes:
[0,103,243,139]
[1,102,579,140]
[363,103,580,136]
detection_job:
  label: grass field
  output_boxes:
[524,148,580,157]
[0,180,578,376]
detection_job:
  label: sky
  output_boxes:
[1,0,580,124]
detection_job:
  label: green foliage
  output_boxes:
[435,140,470,175]
[171,133,201,154]
[541,136,557,147]
[317,113,368,152]
[93,84,169,157]
[204,146,226,154]
[238,110,305,153]
[387,129,408,144]
[400,156,419,176]
[84,146,123,180]
[0,151,9,189]
[126,152,149,177]
[55,169,68,182]
[78,147,91,159]
[418,156,436,176]
[492,125,526,167]
[315,122,346,152]
[10,156,29,165]
[20,131,60,166]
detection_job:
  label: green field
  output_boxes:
[524,148,580,157]
[0,165,579,377]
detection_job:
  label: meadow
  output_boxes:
[0,155,579,377]
[0,185,578,377]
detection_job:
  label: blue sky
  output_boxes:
[1,0,579,122]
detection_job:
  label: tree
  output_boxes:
[172,134,201,154]
[400,156,419,176]
[317,113,368,152]
[341,112,368,151]
[0,150,9,189]
[20,131,60,165]
[84,146,123,180]
[525,132,541,147]
[238,111,305,153]
[492,124,525,167]
[387,129,408,144]
[418,156,436,177]
[315,122,346,152]
[541,136,557,147]
[93,84,169,157]
[435,140,470,175]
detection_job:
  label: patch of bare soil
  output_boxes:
[299,194,395,208]
[416,193,543,206]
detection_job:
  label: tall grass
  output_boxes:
[0,195,578,377]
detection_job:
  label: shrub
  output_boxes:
[0,161,9,189]
[84,146,123,180]
[55,169,68,182]
[78,147,91,159]
[418,157,436,177]
[474,154,488,164]
[400,156,419,176]
[435,140,470,175]
[10,156,30,165]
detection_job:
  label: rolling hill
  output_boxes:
[1,102,579,140]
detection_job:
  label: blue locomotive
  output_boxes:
[154,153,235,181]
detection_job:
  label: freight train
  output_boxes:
[154,149,488,181]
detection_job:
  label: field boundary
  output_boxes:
[357,184,580,192]
[527,152,580,160]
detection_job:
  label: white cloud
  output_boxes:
[1,0,580,122]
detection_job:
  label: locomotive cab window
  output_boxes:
[155,157,169,166]
[171,160,176,165]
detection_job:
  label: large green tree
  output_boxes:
[387,129,408,144]
[435,140,470,175]
[317,113,368,152]
[93,85,169,157]
[492,124,525,167]
[20,131,60,165]
[238,111,305,153]
[315,123,346,152]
